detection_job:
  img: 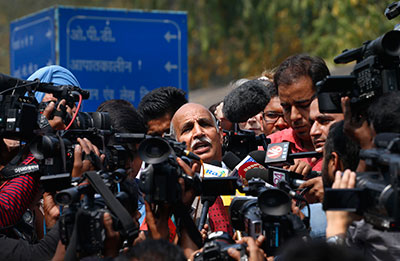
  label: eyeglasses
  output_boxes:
[262,111,285,124]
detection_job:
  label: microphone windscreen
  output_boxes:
[245,168,270,183]
[249,150,266,165]
[222,80,270,123]
[223,151,241,170]
[209,160,222,167]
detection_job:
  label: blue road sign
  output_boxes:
[10,8,56,79]
[59,7,188,111]
[10,6,188,111]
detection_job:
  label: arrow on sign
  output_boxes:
[164,61,178,72]
[164,31,177,42]
[46,29,52,39]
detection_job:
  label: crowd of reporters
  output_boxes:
[1,31,400,260]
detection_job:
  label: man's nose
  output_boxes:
[310,122,322,137]
[274,117,288,130]
[247,116,257,124]
[192,122,205,138]
[290,106,302,122]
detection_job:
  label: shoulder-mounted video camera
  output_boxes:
[317,2,400,113]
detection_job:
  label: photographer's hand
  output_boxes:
[103,212,121,257]
[176,157,199,206]
[285,159,311,177]
[43,192,60,229]
[200,224,209,241]
[341,97,374,150]
[228,236,266,261]
[144,201,170,241]
[298,176,324,203]
[42,99,67,130]
[326,169,360,238]
[71,138,105,178]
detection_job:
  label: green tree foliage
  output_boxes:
[0,0,397,89]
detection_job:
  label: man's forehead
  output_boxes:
[178,113,213,127]
[173,103,212,125]
[309,99,321,118]
[279,77,314,100]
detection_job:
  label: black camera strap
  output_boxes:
[84,171,139,243]
[0,140,40,179]
[174,201,203,248]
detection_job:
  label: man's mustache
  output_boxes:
[191,136,212,150]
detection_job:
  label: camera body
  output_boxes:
[56,169,136,257]
[324,133,400,230]
[223,125,270,160]
[317,30,400,113]
[0,73,89,141]
[138,137,199,204]
[194,232,247,261]
[230,178,308,255]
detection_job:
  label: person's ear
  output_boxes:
[330,151,343,172]
[218,126,223,145]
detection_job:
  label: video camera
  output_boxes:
[223,124,270,160]
[30,130,151,192]
[317,2,400,113]
[230,178,309,255]
[324,133,400,231]
[0,73,89,140]
[138,136,239,204]
[55,169,138,258]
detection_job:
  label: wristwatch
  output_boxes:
[326,234,346,245]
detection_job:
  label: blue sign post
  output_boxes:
[10,6,188,111]
[10,8,56,79]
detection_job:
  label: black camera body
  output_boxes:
[0,94,39,141]
[223,127,270,160]
[138,137,200,204]
[0,73,89,140]
[139,155,183,204]
[317,30,400,113]
[324,133,400,231]
[56,170,137,257]
[194,232,247,261]
[231,178,308,255]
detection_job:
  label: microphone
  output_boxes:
[209,160,222,167]
[201,160,229,178]
[231,154,266,178]
[222,79,270,123]
[223,151,266,178]
[249,150,268,167]
[222,151,241,170]
[251,149,321,180]
[244,166,305,188]
[265,142,322,165]
[245,168,270,182]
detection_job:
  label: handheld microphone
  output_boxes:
[265,142,322,165]
[244,166,305,188]
[222,151,241,170]
[201,161,229,178]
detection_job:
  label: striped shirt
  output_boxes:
[0,154,39,228]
